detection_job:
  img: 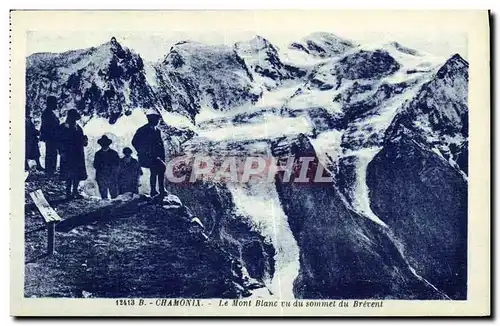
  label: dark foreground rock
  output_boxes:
[367,129,468,299]
[166,179,276,286]
[24,173,264,298]
[272,134,446,300]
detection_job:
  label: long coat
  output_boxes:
[59,122,88,180]
[131,124,165,168]
[40,109,60,143]
[93,148,120,182]
[117,157,143,194]
[25,118,40,159]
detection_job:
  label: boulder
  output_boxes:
[162,194,183,207]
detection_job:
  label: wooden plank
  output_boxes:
[56,196,149,232]
[29,189,62,223]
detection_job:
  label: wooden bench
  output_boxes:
[29,189,62,255]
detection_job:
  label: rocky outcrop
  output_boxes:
[165,177,275,287]
[24,172,267,298]
[366,127,468,299]
[363,57,470,300]
[334,50,401,85]
[154,41,262,120]
[235,35,306,90]
[456,140,469,175]
[272,134,445,299]
[283,48,416,140]
[387,54,468,164]
[289,32,357,58]
[26,37,157,124]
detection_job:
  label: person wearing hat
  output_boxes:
[39,96,60,174]
[59,109,88,199]
[131,110,166,198]
[116,147,143,195]
[93,135,120,199]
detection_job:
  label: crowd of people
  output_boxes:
[25,96,168,201]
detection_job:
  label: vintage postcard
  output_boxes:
[10,10,490,316]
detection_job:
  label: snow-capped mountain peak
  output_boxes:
[234,35,307,91]
[384,52,468,173]
[235,35,276,52]
[289,32,358,58]
[153,40,262,120]
[26,37,157,124]
[387,41,422,56]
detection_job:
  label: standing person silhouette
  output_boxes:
[117,147,142,195]
[93,135,120,199]
[59,109,88,199]
[39,96,60,175]
[132,110,166,199]
[25,115,44,171]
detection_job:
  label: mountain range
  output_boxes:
[25,32,469,300]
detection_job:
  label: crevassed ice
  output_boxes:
[197,115,312,142]
[347,147,388,227]
[309,130,343,174]
[228,183,300,299]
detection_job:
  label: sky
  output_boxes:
[26,30,468,63]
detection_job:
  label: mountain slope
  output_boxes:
[385,54,469,172]
[283,43,444,138]
[360,54,469,299]
[26,37,158,124]
[153,41,262,121]
[366,126,468,299]
[234,35,306,90]
[289,32,358,58]
[272,134,446,299]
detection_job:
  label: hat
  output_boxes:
[97,135,113,147]
[67,109,81,120]
[46,96,57,108]
[145,108,161,117]
[123,147,133,155]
